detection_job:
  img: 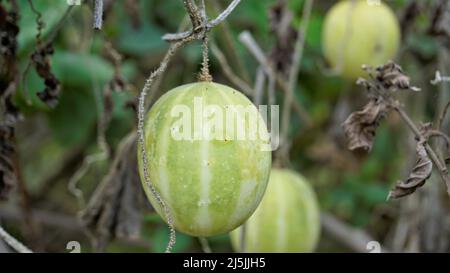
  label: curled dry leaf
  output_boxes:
[342,99,389,152]
[388,140,432,199]
[80,133,144,251]
[375,61,421,91]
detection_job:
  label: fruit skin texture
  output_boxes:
[138,82,272,237]
[230,168,320,253]
[322,0,400,79]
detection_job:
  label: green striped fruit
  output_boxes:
[230,168,320,252]
[138,82,272,237]
[322,0,400,79]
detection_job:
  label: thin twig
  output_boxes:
[163,0,241,41]
[438,100,450,130]
[47,6,74,43]
[238,31,312,126]
[211,0,251,82]
[21,5,74,105]
[239,224,247,253]
[253,67,266,106]
[93,0,103,29]
[183,0,202,28]
[138,41,188,254]
[0,225,32,253]
[280,0,314,163]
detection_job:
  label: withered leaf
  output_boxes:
[268,0,296,75]
[388,140,432,199]
[342,99,389,152]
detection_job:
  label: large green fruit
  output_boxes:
[138,82,272,237]
[322,0,400,79]
[230,168,320,252]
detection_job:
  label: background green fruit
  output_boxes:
[230,168,321,252]
[138,82,272,237]
[322,0,400,79]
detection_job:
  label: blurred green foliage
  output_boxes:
[2,0,446,253]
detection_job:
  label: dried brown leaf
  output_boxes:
[375,61,421,91]
[388,140,432,199]
[343,99,389,152]
[0,125,16,200]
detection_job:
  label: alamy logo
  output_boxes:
[169,97,279,151]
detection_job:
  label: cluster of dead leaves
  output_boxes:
[343,62,418,152]
[342,61,442,199]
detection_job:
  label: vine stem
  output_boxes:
[199,34,212,82]
[163,0,242,41]
[392,105,450,196]
[210,41,253,95]
[438,100,450,130]
[137,40,189,253]
[0,225,32,253]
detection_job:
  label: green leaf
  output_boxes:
[46,86,97,147]
[117,23,165,56]
[51,51,136,88]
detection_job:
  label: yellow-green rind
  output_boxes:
[230,168,321,253]
[138,82,272,236]
[322,0,400,79]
